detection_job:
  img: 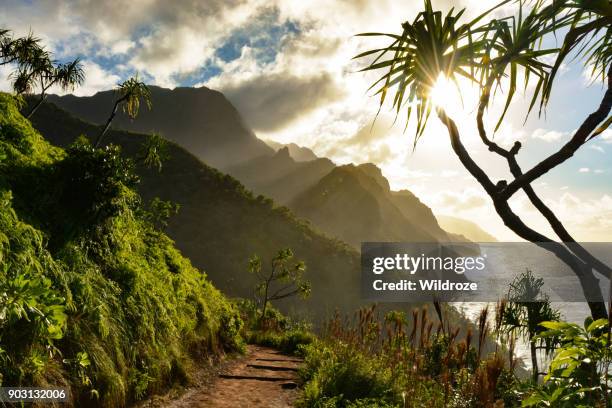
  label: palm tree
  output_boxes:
[356,0,612,319]
[139,132,169,172]
[95,75,152,148]
[0,30,43,67]
[10,46,52,95]
[25,58,85,118]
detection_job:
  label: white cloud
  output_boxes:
[72,61,121,96]
[532,128,568,142]
[578,167,590,173]
[434,188,488,212]
[546,193,612,241]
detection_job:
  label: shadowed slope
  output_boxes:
[29,100,361,318]
[46,86,274,169]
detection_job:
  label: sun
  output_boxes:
[429,73,457,110]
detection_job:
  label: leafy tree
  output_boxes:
[523,318,611,407]
[500,270,561,383]
[248,248,311,323]
[0,30,43,67]
[356,0,612,319]
[143,197,180,231]
[139,132,169,172]
[0,28,84,118]
[95,75,152,147]
[24,58,84,118]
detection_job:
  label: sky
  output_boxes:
[0,0,610,241]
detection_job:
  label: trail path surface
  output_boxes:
[162,345,302,407]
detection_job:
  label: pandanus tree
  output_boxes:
[1,28,84,118]
[21,57,85,118]
[0,30,43,67]
[356,0,612,319]
[95,75,152,148]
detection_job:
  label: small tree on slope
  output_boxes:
[248,248,311,326]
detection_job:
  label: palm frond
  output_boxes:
[354,0,499,140]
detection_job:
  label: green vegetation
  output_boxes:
[29,99,362,319]
[236,299,315,356]
[523,317,611,407]
[0,28,84,119]
[499,270,561,383]
[249,248,311,322]
[96,74,151,147]
[297,304,521,408]
[0,92,243,406]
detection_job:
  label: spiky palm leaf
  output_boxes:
[355,0,503,145]
[4,33,44,65]
[540,0,612,107]
[55,58,85,92]
[480,0,562,130]
[10,47,53,94]
[117,75,152,119]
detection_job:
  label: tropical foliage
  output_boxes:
[0,92,243,406]
[498,270,561,383]
[524,317,611,407]
[96,74,152,147]
[0,28,84,118]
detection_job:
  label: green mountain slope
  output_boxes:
[0,93,242,406]
[48,86,457,248]
[289,164,451,247]
[29,100,362,318]
[46,86,274,169]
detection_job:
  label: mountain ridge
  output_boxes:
[29,99,362,317]
[46,85,274,169]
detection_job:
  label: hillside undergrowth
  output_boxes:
[0,93,243,407]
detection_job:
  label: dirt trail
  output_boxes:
[160,345,302,407]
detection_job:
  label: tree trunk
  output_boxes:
[26,92,46,119]
[530,339,539,384]
[260,279,270,326]
[95,98,123,148]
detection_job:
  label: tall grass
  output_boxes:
[299,303,521,408]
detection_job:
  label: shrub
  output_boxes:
[523,317,611,407]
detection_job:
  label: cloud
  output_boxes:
[546,193,612,241]
[589,144,605,153]
[0,0,273,86]
[435,189,488,212]
[532,128,568,142]
[218,71,343,132]
[600,129,612,143]
[72,61,121,96]
[578,167,590,173]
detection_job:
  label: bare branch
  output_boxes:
[501,66,612,200]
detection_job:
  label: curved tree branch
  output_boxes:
[437,107,608,319]
[475,74,611,280]
[501,65,612,200]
